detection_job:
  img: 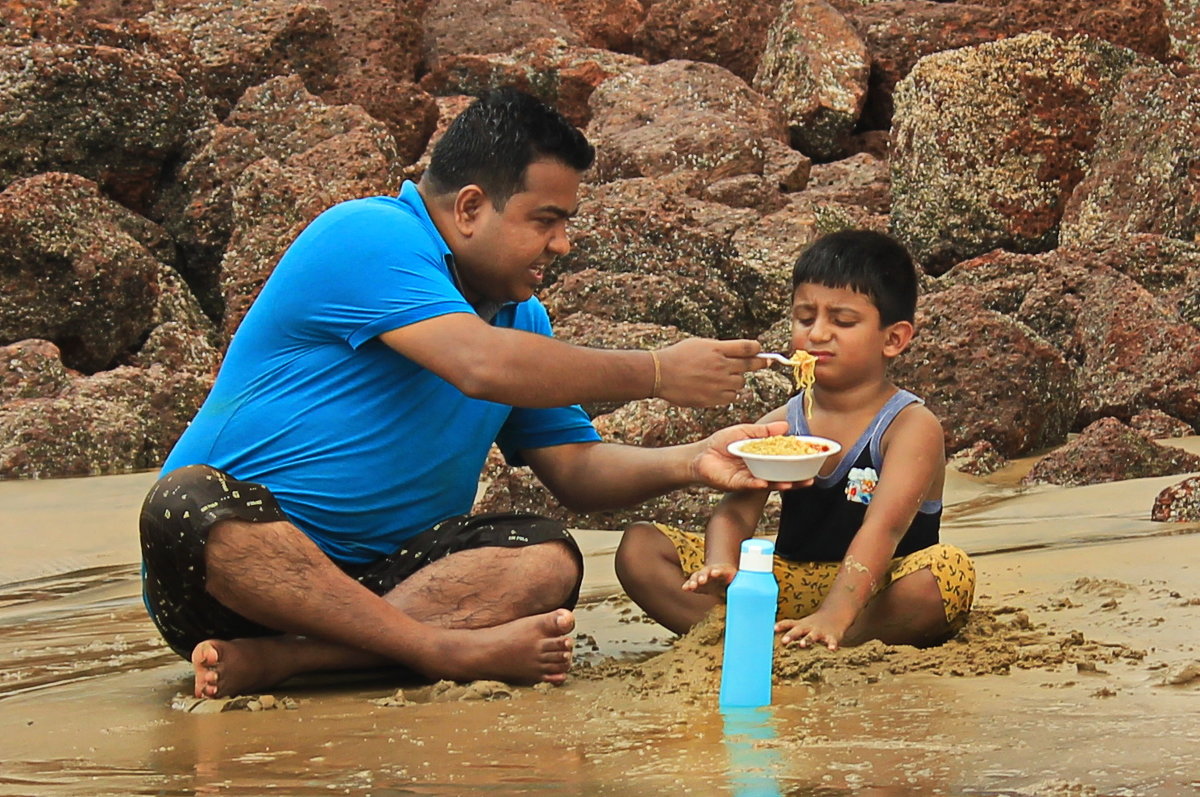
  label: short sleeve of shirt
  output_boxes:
[494,300,601,464]
[269,194,474,350]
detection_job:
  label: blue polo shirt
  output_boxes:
[161,181,600,563]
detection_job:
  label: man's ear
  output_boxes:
[453,184,489,236]
[883,320,914,357]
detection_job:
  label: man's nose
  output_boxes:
[547,227,571,257]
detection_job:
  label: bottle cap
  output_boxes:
[738,538,775,573]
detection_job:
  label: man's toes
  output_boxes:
[550,608,575,635]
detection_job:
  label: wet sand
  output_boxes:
[2,444,1199,796]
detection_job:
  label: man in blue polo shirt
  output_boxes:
[140,88,789,699]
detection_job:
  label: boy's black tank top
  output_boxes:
[775,389,942,563]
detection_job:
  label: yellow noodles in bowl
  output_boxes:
[740,437,831,457]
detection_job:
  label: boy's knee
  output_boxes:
[615,522,670,582]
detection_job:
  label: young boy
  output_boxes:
[616,230,975,650]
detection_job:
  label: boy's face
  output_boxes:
[790,283,912,387]
[452,159,580,305]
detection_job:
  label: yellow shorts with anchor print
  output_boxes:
[653,524,976,630]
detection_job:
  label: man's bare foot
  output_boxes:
[191,638,303,699]
[432,609,577,685]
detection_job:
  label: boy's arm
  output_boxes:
[779,403,945,648]
[680,488,771,595]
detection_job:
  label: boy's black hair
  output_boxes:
[791,230,918,325]
[424,87,595,209]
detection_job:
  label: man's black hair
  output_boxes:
[791,230,919,325]
[424,87,595,208]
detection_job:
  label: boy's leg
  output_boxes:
[615,522,716,635]
[841,544,976,648]
[141,466,580,697]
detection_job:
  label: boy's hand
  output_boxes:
[682,564,738,596]
[692,420,808,491]
[776,610,849,651]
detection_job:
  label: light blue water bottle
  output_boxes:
[719,538,779,709]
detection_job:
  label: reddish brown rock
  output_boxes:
[317,0,424,80]
[542,0,646,52]
[938,244,1200,431]
[1152,475,1200,521]
[0,42,211,211]
[970,0,1170,60]
[586,60,788,183]
[0,363,214,478]
[752,0,870,160]
[545,176,786,340]
[1023,417,1200,486]
[420,38,644,127]
[0,173,169,372]
[1061,67,1200,248]
[0,340,73,402]
[143,0,339,113]
[891,285,1080,457]
[948,440,1008,477]
[1167,0,1200,67]
[154,75,400,337]
[841,1,1019,130]
[322,67,437,166]
[632,0,778,83]
[421,0,581,71]
[890,32,1146,273]
[0,395,151,478]
[1131,409,1196,438]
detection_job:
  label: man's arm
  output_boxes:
[517,420,797,513]
[379,311,765,409]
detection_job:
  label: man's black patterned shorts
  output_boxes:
[139,464,582,658]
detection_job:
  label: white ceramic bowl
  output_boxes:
[727,435,841,482]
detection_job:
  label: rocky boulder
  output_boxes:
[544,176,788,341]
[0,339,73,402]
[632,0,778,83]
[420,38,645,127]
[1060,66,1200,248]
[0,173,175,372]
[1023,417,1200,486]
[891,285,1080,458]
[936,243,1200,430]
[154,75,400,336]
[142,0,339,114]
[0,363,213,479]
[1131,409,1196,438]
[586,60,788,184]
[542,0,646,52]
[421,0,581,72]
[752,0,870,160]
[0,42,211,210]
[969,0,1170,60]
[1167,0,1200,68]
[1152,475,1200,522]
[890,32,1145,274]
[841,0,1019,130]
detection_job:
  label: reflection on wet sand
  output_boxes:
[1,456,1199,795]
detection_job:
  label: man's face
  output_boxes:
[455,159,581,306]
